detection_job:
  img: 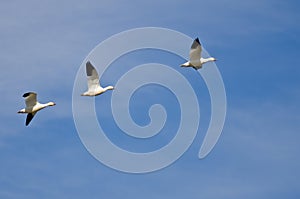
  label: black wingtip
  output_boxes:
[86,61,95,76]
[22,92,34,98]
[25,113,34,126]
[195,38,200,45]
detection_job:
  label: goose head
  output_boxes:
[104,86,114,91]
[47,102,56,106]
[210,57,217,62]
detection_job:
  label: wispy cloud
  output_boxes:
[1,0,300,198]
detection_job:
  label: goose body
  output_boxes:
[81,61,114,96]
[18,92,56,126]
[181,38,216,70]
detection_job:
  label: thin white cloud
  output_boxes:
[0,0,299,198]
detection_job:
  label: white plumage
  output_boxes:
[18,92,56,126]
[81,61,114,96]
[181,38,217,70]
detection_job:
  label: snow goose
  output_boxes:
[81,61,114,96]
[18,92,56,126]
[181,38,217,70]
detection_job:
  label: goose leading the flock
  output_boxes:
[81,61,114,96]
[18,92,56,126]
[181,38,217,70]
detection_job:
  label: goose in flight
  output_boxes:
[18,92,56,126]
[81,61,114,96]
[181,38,217,70]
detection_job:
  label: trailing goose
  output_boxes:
[18,92,56,126]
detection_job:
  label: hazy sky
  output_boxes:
[0,0,299,198]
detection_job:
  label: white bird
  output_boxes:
[181,38,217,70]
[17,92,56,126]
[81,61,114,96]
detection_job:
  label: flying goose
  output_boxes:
[81,61,114,96]
[181,38,217,70]
[18,92,56,126]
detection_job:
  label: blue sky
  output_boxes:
[1,0,300,198]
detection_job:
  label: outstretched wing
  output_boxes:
[86,61,101,90]
[26,112,36,126]
[189,38,202,63]
[23,92,37,107]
